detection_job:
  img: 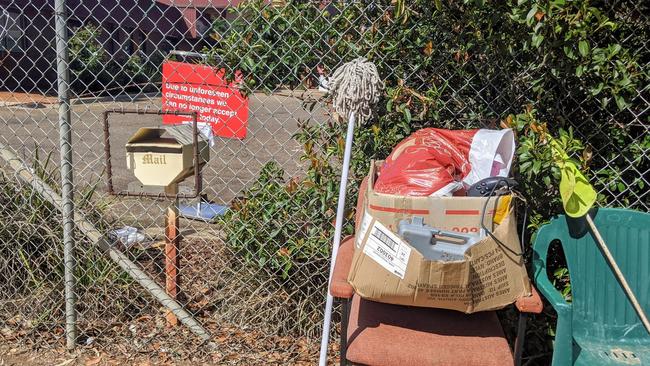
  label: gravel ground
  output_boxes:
[0,330,338,365]
[0,233,339,365]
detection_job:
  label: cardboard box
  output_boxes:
[348,161,531,312]
[126,125,209,187]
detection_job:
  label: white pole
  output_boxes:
[318,113,356,366]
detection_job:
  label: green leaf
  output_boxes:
[578,40,589,57]
[526,5,538,25]
[532,34,544,48]
[618,76,632,88]
[575,65,584,77]
[563,46,576,60]
[403,108,412,123]
[590,83,604,96]
[614,95,629,110]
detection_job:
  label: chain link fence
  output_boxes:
[0,0,648,364]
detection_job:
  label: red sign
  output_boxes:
[162,61,249,139]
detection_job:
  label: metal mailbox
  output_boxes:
[125,125,209,187]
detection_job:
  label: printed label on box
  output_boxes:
[363,221,411,279]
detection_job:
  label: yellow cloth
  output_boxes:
[493,195,512,225]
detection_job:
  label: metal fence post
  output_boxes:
[54,0,76,350]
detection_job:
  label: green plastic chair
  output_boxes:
[532,208,650,365]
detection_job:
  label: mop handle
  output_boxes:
[586,215,650,333]
[319,113,356,366]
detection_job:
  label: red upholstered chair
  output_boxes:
[330,179,543,366]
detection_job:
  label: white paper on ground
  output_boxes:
[109,226,148,248]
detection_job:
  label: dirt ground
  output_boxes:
[0,233,337,365]
[3,237,338,366]
[0,330,338,365]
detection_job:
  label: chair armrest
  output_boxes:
[532,224,572,314]
[330,235,355,299]
[515,285,543,314]
[532,221,574,365]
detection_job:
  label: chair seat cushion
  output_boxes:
[346,295,514,366]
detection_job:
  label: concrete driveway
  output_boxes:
[0,90,331,226]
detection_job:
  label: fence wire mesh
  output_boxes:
[0,0,648,365]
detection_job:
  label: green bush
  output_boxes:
[220,85,439,284]
[510,0,644,110]
[204,0,371,92]
[504,107,589,230]
[220,160,338,281]
[216,0,648,243]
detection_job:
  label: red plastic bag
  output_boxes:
[374,128,515,196]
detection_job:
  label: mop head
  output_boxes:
[328,57,384,122]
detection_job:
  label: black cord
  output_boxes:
[479,178,524,257]
[520,201,528,257]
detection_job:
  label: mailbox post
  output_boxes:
[103,109,209,327]
[164,184,180,326]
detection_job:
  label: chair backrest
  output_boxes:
[537,208,649,342]
[355,177,368,232]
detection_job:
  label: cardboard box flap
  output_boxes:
[365,160,501,233]
[420,260,471,286]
